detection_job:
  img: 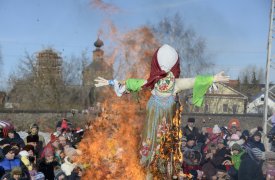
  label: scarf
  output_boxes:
[142,48,180,89]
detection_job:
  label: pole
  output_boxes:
[263,0,274,141]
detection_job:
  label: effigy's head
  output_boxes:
[157,44,178,72]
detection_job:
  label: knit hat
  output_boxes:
[253,131,262,138]
[2,145,13,156]
[187,118,195,123]
[213,125,221,134]
[27,135,39,143]
[230,134,240,141]
[44,147,54,157]
[54,167,65,179]
[231,143,242,152]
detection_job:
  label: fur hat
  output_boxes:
[230,134,240,141]
[187,118,195,123]
[231,143,242,152]
[213,125,221,134]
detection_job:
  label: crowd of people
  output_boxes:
[0,119,84,180]
[0,115,274,180]
[179,117,275,180]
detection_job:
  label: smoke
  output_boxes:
[90,0,120,13]
[96,20,160,80]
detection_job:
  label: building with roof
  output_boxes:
[186,83,248,114]
[247,85,275,114]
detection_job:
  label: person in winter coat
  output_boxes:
[227,133,244,148]
[238,147,265,180]
[3,130,25,149]
[61,147,82,177]
[247,131,265,152]
[24,124,45,147]
[54,167,66,180]
[0,146,30,179]
[182,118,201,141]
[231,143,245,171]
[38,148,59,180]
[68,166,83,180]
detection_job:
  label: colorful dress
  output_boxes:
[125,73,214,168]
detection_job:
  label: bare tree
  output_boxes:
[7,49,86,110]
[238,65,264,99]
[151,13,214,78]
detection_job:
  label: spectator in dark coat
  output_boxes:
[238,147,265,180]
[182,118,201,141]
[38,148,60,180]
[0,145,30,179]
[3,130,25,149]
[247,131,265,152]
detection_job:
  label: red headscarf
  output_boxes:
[142,48,181,89]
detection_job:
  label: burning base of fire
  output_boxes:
[77,95,148,180]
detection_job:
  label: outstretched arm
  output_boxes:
[175,71,230,107]
[174,71,230,93]
[94,77,146,97]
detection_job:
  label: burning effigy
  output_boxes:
[92,44,230,179]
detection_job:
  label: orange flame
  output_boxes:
[77,93,150,179]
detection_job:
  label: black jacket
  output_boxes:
[238,153,264,180]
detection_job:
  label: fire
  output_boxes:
[77,93,150,180]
